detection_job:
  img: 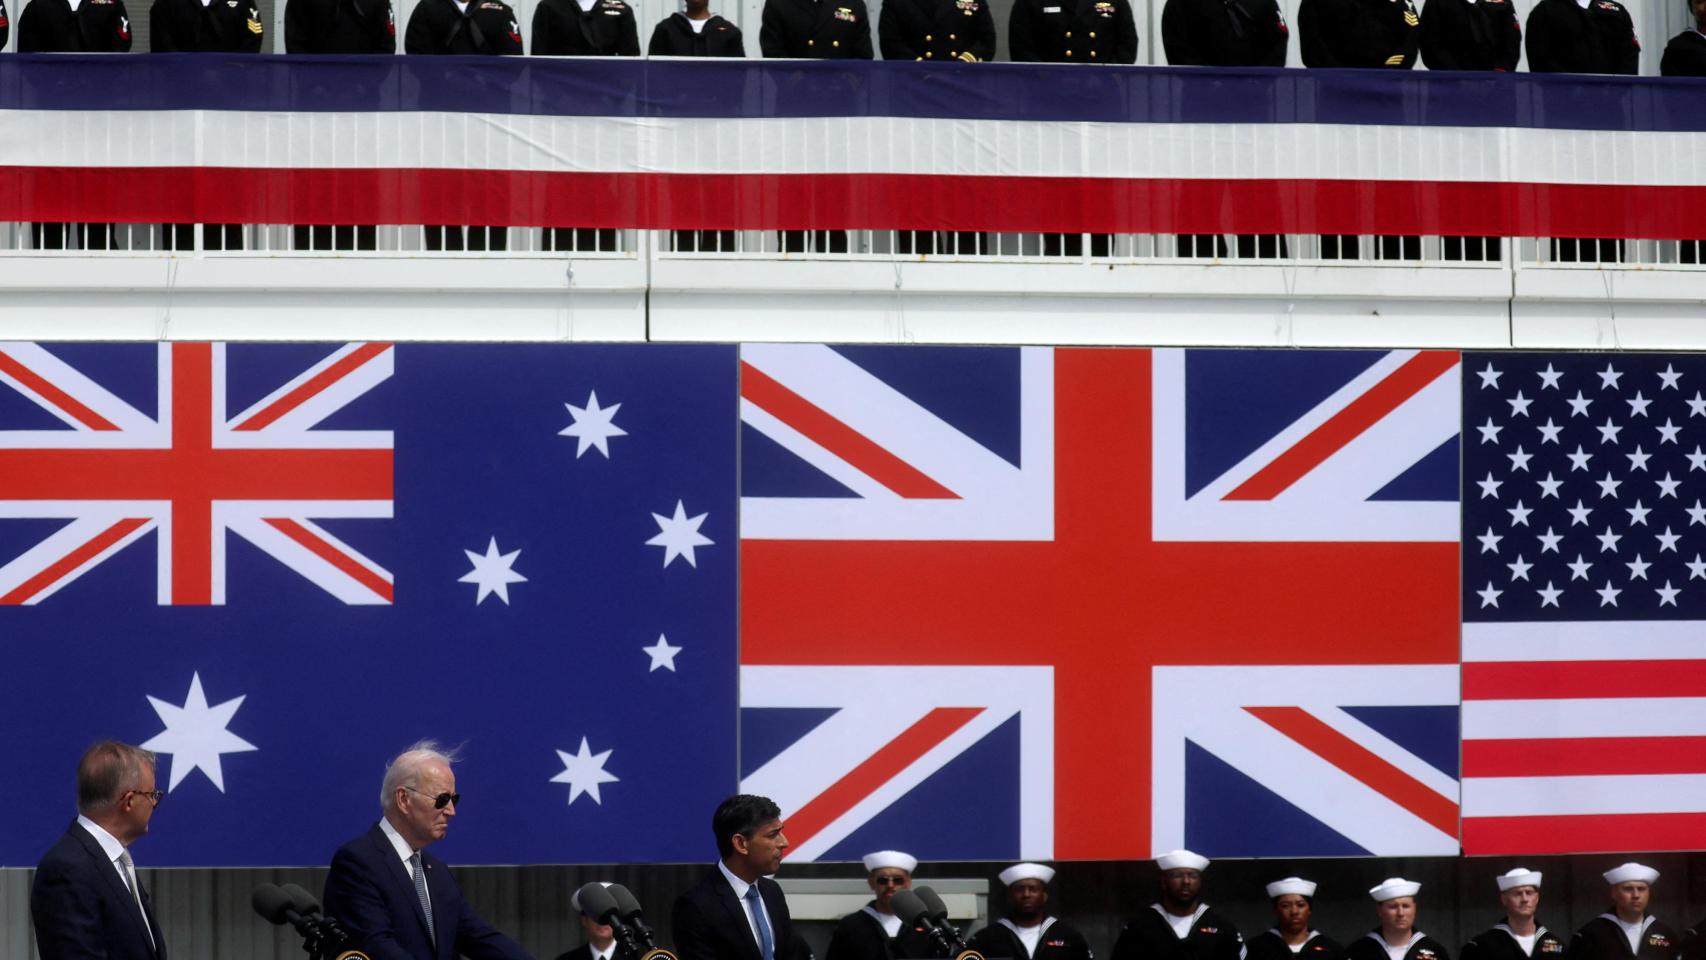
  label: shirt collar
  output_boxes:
[76,815,128,865]
[379,817,419,862]
[718,859,754,900]
[592,943,617,960]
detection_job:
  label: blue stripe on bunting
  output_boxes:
[3,54,1706,131]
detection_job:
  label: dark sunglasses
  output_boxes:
[126,789,166,805]
[873,876,909,886]
[405,786,461,809]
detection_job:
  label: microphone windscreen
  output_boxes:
[608,883,645,919]
[914,887,949,920]
[889,890,932,927]
[251,884,294,925]
[281,883,322,916]
[577,881,623,923]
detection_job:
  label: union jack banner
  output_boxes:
[740,345,1461,860]
[0,342,393,606]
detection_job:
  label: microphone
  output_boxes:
[607,884,659,950]
[253,883,315,935]
[253,882,366,960]
[889,890,934,928]
[578,883,647,960]
[281,883,323,917]
[912,887,970,953]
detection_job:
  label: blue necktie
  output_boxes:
[745,884,774,960]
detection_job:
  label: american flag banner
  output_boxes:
[740,346,1461,861]
[1461,353,1706,856]
[1,55,1705,237]
[0,342,737,866]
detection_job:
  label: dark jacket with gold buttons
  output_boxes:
[880,0,995,60]
[1299,0,1418,66]
[760,0,874,57]
[1009,0,1139,63]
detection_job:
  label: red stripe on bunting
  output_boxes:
[1464,660,1706,700]
[1463,812,1706,855]
[1462,736,1706,778]
[2,167,1706,239]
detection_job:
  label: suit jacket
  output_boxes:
[322,823,531,960]
[31,820,165,960]
[673,868,802,960]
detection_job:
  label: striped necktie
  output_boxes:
[116,850,156,952]
[745,883,774,960]
[409,852,436,948]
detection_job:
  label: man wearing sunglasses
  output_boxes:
[828,851,933,960]
[324,740,532,960]
[32,740,167,960]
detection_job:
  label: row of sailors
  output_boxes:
[822,851,1706,960]
[5,0,1705,76]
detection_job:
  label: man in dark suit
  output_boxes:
[673,794,802,960]
[31,740,167,960]
[322,740,532,960]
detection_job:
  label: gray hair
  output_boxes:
[380,739,460,811]
[77,741,157,814]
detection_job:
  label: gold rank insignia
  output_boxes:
[833,5,855,19]
[247,16,263,30]
[1402,10,1416,23]
[1384,52,1404,62]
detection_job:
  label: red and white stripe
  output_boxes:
[4,111,1706,235]
[1460,621,1706,854]
[0,342,395,606]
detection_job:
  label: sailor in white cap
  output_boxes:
[1246,878,1345,960]
[967,863,1094,960]
[1459,869,1564,960]
[1109,851,1244,960]
[1345,879,1451,960]
[1567,864,1680,960]
[826,851,933,960]
[557,882,624,960]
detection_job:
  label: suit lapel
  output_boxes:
[369,827,436,952]
[715,876,765,960]
[69,823,158,956]
[426,854,456,960]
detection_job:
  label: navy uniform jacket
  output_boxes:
[150,0,262,50]
[1247,932,1346,960]
[284,0,395,52]
[1111,906,1244,960]
[19,0,132,50]
[1008,0,1138,62]
[1567,918,1681,960]
[760,0,873,57]
[648,13,746,54]
[533,0,639,55]
[1299,0,1418,65]
[826,906,938,960]
[1524,0,1639,73]
[1462,926,1566,960]
[404,0,522,53]
[971,917,1097,960]
[31,820,165,960]
[1161,0,1287,65]
[1346,934,1451,960]
[322,823,530,960]
[879,0,995,60]
[1419,0,1519,69]
[1661,30,1706,74]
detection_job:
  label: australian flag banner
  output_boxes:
[0,342,737,866]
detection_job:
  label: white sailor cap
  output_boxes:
[1497,869,1542,892]
[571,881,613,916]
[1369,878,1421,901]
[1156,850,1210,872]
[999,862,1056,886]
[1267,878,1318,898]
[1603,863,1660,885]
[863,850,918,874]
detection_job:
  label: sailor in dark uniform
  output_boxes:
[532,0,639,55]
[1345,879,1451,960]
[1661,0,1706,74]
[649,0,745,55]
[758,0,873,57]
[1566,864,1681,960]
[1462,869,1566,960]
[827,851,934,960]
[1681,915,1706,960]
[19,0,131,50]
[1007,0,1139,62]
[969,863,1095,960]
[1110,850,1244,960]
[1247,878,1345,960]
[1524,0,1639,73]
[556,882,631,960]
[1418,0,1518,68]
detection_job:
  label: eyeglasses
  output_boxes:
[404,786,460,809]
[873,876,909,886]
[126,789,165,806]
